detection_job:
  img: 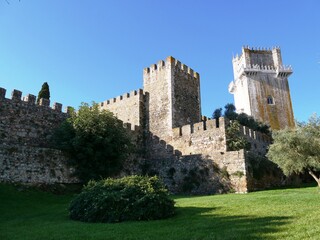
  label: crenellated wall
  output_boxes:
[0,86,145,185]
[144,116,273,193]
[100,89,145,129]
[0,87,77,183]
[0,87,71,147]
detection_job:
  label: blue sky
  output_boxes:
[0,0,319,122]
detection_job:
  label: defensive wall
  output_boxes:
[0,87,143,184]
[144,116,273,193]
[0,87,77,183]
[100,89,145,129]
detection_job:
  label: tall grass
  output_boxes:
[0,183,319,240]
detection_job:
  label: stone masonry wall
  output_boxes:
[0,145,77,183]
[143,56,201,138]
[247,73,295,130]
[145,118,244,193]
[0,87,77,184]
[231,47,295,130]
[143,58,173,138]
[145,116,274,193]
[100,89,144,129]
[171,58,201,128]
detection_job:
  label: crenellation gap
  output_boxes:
[24,94,36,104]
[53,102,62,112]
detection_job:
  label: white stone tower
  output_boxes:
[229,46,295,130]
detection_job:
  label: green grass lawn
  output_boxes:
[0,183,319,240]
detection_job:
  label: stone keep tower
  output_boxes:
[143,56,201,139]
[229,46,295,130]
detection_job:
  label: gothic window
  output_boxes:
[267,95,274,105]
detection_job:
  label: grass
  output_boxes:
[0,183,319,240]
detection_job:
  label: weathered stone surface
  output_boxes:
[0,94,67,147]
[0,145,77,183]
[230,47,295,130]
[100,89,144,129]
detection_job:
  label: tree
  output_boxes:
[37,82,50,104]
[52,103,133,182]
[267,114,320,187]
[213,103,270,135]
[224,103,237,120]
[212,108,222,120]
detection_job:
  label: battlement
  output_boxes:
[172,118,226,138]
[232,46,285,74]
[143,56,199,80]
[240,125,271,144]
[233,46,277,62]
[232,63,292,78]
[171,56,200,79]
[100,89,144,107]
[143,59,166,74]
[121,120,141,132]
[0,87,72,113]
[241,45,280,52]
[172,116,270,145]
[232,46,292,79]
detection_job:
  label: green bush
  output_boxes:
[52,103,133,182]
[69,175,175,223]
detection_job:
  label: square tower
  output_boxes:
[229,47,295,130]
[143,56,201,139]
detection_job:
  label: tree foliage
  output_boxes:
[69,175,175,223]
[224,103,237,120]
[52,103,133,182]
[37,82,50,104]
[212,108,222,120]
[226,120,251,151]
[212,103,270,135]
[267,114,320,187]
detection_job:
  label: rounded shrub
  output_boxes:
[69,175,175,223]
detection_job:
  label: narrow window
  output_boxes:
[267,96,274,105]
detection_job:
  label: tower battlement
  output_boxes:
[232,46,285,75]
[143,56,199,83]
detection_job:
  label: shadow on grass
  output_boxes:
[138,206,293,240]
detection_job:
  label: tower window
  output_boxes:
[267,96,274,105]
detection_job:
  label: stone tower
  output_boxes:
[143,56,201,139]
[229,46,295,130]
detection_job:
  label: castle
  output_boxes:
[0,47,294,193]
